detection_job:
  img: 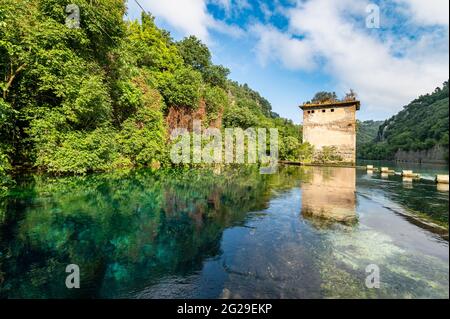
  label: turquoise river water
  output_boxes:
[0,164,448,298]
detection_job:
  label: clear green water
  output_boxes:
[0,165,448,299]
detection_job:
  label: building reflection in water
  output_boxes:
[301,167,357,225]
[402,176,414,189]
[437,183,449,192]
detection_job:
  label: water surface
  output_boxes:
[357,160,449,179]
[0,165,448,298]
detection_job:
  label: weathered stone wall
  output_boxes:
[302,105,357,163]
[394,145,449,165]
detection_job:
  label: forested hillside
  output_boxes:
[0,0,301,191]
[358,81,449,160]
[356,120,383,146]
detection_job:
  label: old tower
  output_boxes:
[300,100,360,163]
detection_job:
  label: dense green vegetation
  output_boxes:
[358,82,449,160]
[315,146,343,163]
[303,91,338,104]
[0,0,302,190]
[356,120,383,146]
[304,90,357,105]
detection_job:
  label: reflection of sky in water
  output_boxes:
[358,160,449,179]
[0,166,448,299]
[131,167,449,299]
[135,187,448,299]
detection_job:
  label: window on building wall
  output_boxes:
[331,109,335,112]
[322,109,326,113]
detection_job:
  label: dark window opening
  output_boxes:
[331,109,335,112]
[322,109,326,113]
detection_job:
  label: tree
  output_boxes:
[126,13,182,73]
[344,89,357,101]
[177,36,211,73]
[310,91,338,104]
[160,67,203,109]
[358,81,449,160]
[176,36,230,88]
[203,65,230,89]
[203,85,228,122]
[0,0,303,182]
[280,136,300,161]
[299,143,314,162]
[223,106,259,129]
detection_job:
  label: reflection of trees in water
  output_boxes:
[1,166,447,298]
[0,166,304,298]
[356,171,449,226]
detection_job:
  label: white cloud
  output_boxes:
[136,0,449,117]
[235,0,251,11]
[395,0,449,26]
[139,0,243,42]
[259,2,273,22]
[209,0,252,18]
[210,0,232,13]
[251,24,316,71]
[252,0,449,116]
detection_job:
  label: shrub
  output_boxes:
[0,99,14,192]
[280,136,300,161]
[299,143,315,163]
[203,85,228,122]
[160,67,203,109]
[43,128,121,174]
[65,75,112,130]
[0,151,12,194]
[315,146,343,163]
[203,65,230,89]
[118,106,168,167]
[223,106,258,129]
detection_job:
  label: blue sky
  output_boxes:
[126,0,449,123]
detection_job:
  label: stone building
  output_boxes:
[300,100,360,163]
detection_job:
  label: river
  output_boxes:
[0,164,448,298]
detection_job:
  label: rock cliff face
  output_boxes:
[394,145,449,164]
[166,99,223,132]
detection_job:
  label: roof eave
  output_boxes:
[299,100,360,111]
